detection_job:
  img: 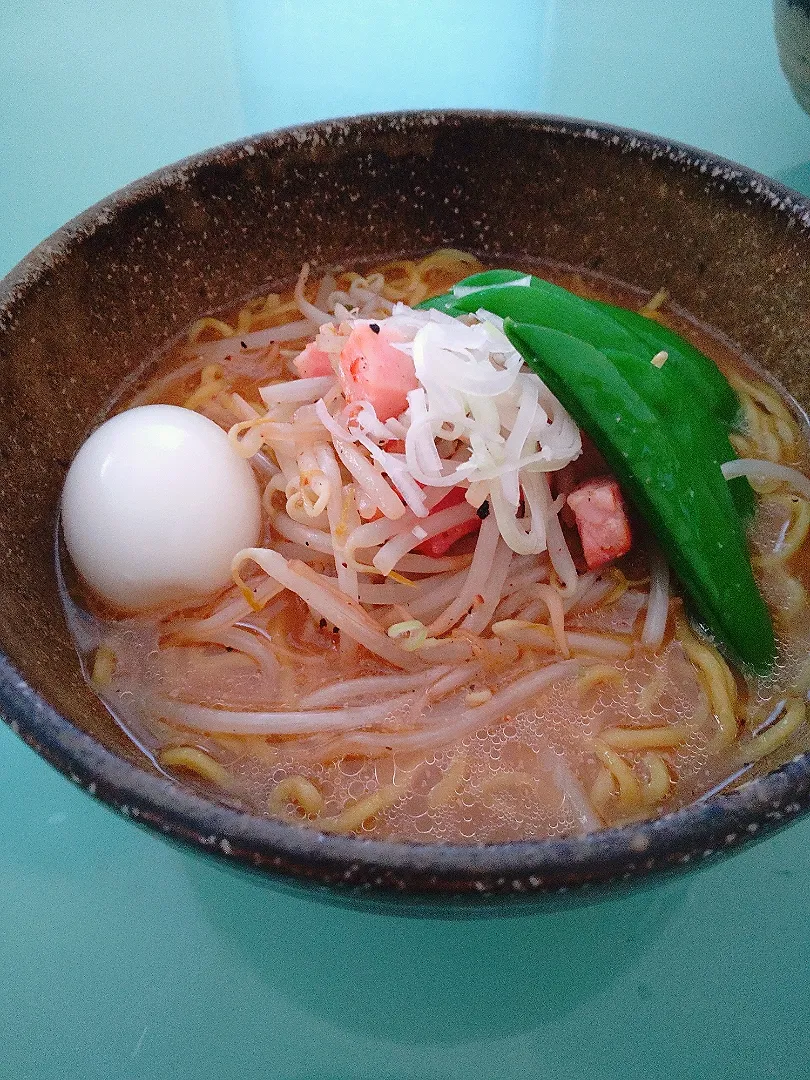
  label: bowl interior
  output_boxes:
[3,112,810,891]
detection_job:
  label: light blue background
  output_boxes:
[3,2,810,1077]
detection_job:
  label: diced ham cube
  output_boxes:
[414,487,482,557]
[554,435,609,517]
[382,439,406,454]
[338,323,418,421]
[566,478,632,570]
[293,342,334,378]
[416,517,481,558]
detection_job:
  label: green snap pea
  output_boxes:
[503,320,775,675]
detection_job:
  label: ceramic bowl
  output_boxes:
[3,111,810,901]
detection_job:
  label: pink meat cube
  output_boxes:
[338,323,418,421]
[566,478,632,570]
[293,342,334,378]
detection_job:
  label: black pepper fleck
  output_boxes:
[369,323,380,334]
[476,500,490,519]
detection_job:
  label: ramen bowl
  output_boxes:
[3,111,810,901]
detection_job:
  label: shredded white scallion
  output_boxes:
[722,458,810,501]
[452,275,532,297]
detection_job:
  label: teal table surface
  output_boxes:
[3,3,810,1078]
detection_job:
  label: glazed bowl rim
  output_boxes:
[3,109,810,895]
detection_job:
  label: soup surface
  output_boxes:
[59,250,810,842]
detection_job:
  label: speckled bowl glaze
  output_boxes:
[3,111,810,902]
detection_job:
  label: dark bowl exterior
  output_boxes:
[2,110,810,901]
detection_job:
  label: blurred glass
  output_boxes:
[227,0,553,127]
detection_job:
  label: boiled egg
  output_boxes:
[61,404,262,612]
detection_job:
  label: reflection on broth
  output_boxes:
[58,250,810,842]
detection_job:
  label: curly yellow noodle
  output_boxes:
[728,432,765,473]
[236,301,262,334]
[188,316,237,344]
[213,733,281,765]
[416,248,483,276]
[728,374,802,465]
[576,664,624,699]
[739,699,806,764]
[427,754,468,809]
[335,271,375,293]
[727,430,784,491]
[183,364,227,410]
[675,620,737,749]
[728,371,798,428]
[764,417,786,462]
[592,740,643,808]
[589,767,616,817]
[268,775,325,817]
[255,299,304,328]
[740,394,784,462]
[376,260,423,302]
[160,745,231,786]
[773,414,799,449]
[319,766,419,833]
[740,392,766,440]
[768,565,807,622]
[415,248,483,293]
[595,568,630,608]
[236,293,292,332]
[194,294,306,345]
[757,417,784,463]
[601,724,689,751]
[492,619,633,659]
[641,753,671,805]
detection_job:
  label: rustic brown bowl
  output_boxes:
[3,111,810,902]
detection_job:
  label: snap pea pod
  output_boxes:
[503,320,775,675]
[418,270,741,426]
[601,347,754,520]
[418,268,523,310]
[592,298,741,425]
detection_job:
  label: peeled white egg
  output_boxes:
[61,404,262,612]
